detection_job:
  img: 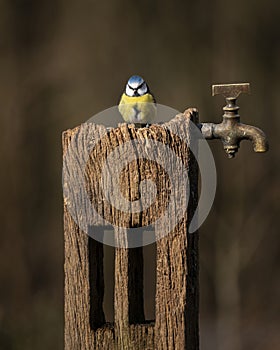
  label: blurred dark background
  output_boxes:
[0,0,279,349]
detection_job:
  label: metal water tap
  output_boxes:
[199,83,269,158]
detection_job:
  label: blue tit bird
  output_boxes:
[118,75,156,127]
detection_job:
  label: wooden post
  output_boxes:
[63,109,199,349]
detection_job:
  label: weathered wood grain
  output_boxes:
[63,108,199,349]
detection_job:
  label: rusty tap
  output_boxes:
[199,83,269,158]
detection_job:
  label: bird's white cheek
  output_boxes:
[138,84,148,95]
[125,85,134,97]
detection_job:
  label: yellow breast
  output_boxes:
[118,93,156,124]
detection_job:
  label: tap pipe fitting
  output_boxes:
[199,83,269,158]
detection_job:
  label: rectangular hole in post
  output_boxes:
[103,230,115,324]
[143,236,156,323]
[128,228,156,325]
[89,226,115,329]
[128,228,145,325]
[89,227,105,330]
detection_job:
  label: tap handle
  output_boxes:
[212,83,250,100]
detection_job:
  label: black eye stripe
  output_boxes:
[128,82,145,91]
[137,81,144,89]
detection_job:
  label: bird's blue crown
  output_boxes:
[127,75,145,89]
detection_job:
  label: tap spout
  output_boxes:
[237,123,269,153]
